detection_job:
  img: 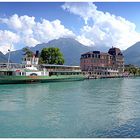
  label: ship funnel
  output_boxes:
[35,50,39,57]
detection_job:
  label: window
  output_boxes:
[95,54,97,58]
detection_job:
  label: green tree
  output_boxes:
[138,69,140,75]
[22,47,34,57]
[39,47,65,65]
[124,64,140,76]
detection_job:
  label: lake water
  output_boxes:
[0,77,140,138]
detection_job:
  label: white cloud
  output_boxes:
[62,2,97,25]
[1,3,140,54]
[0,14,75,53]
[34,19,74,43]
[0,30,20,54]
[62,2,140,50]
[24,37,40,47]
[1,14,36,31]
[76,35,95,46]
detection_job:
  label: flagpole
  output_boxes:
[7,44,12,69]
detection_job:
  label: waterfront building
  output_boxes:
[80,47,124,77]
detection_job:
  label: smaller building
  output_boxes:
[22,50,39,66]
[80,47,124,78]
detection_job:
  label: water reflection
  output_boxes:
[116,78,140,126]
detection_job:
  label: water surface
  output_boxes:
[0,77,140,137]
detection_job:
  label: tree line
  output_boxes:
[124,64,140,76]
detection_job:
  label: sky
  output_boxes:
[0,2,140,53]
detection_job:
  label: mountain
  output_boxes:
[4,38,140,66]
[5,38,109,65]
[123,42,140,66]
[0,51,9,63]
[90,45,109,52]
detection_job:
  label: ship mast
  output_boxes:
[7,43,12,69]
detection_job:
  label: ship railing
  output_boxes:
[45,69,81,72]
[0,63,26,69]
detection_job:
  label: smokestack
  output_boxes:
[35,50,39,57]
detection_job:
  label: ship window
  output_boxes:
[0,71,4,76]
[7,71,13,76]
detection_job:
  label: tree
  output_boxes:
[39,47,64,65]
[22,47,34,57]
[124,64,140,76]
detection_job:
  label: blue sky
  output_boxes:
[1,2,140,32]
[0,2,84,34]
[95,2,140,32]
[0,2,140,53]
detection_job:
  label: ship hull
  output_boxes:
[0,75,85,84]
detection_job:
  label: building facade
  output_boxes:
[80,47,124,77]
[22,50,39,66]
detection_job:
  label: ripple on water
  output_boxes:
[0,78,140,137]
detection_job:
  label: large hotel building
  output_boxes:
[80,47,124,77]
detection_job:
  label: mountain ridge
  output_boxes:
[5,38,109,65]
[0,51,9,63]
[1,38,140,66]
[123,41,140,66]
